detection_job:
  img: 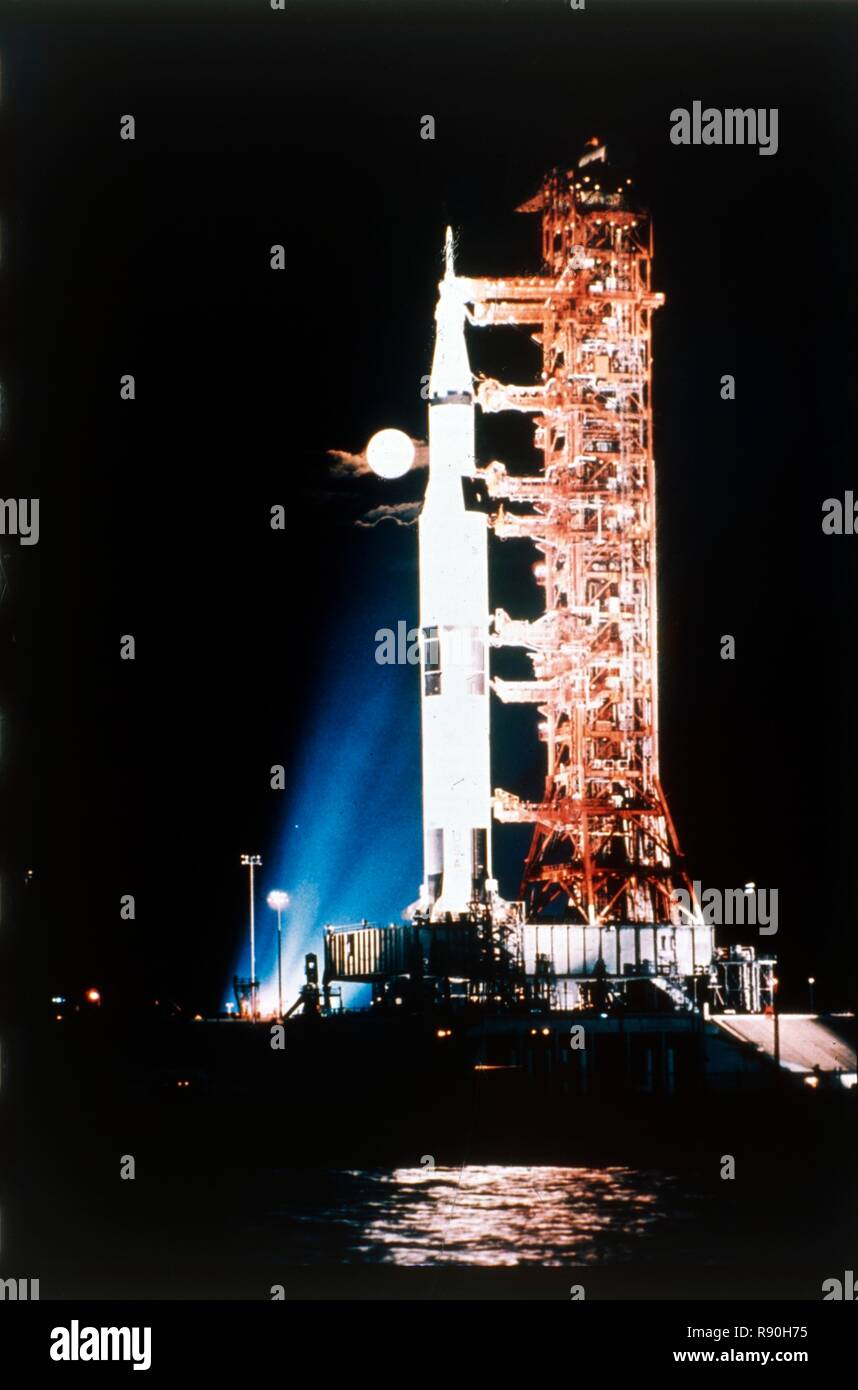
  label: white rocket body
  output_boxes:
[417,232,492,921]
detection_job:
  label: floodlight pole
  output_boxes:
[240,854,262,1019]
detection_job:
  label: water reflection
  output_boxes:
[354,1166,678,1266]
[262,1166,702,1267]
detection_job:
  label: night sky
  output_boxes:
[1,0,856,1024]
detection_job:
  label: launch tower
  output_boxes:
[467,152,692,931]
[324,148,774,1019]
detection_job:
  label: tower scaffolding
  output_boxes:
[464,152,698,928]
[323,155,777,1016]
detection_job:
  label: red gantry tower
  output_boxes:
[466,146,694,930]
[323,147,778,1019]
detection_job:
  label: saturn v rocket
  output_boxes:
[416,230,493,922]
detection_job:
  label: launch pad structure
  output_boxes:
[475,163,679,928]
[324,149,774,1023]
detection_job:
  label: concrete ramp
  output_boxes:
[711,1014,856,1076]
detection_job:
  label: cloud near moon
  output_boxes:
[355,501,423,528]
[327,441,428,479]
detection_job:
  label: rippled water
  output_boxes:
[256,1166,709,1267]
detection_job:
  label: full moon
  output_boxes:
[366,428,415,480]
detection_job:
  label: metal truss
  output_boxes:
[464,159,695,925]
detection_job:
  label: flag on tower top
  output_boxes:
[578,138,607,168]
